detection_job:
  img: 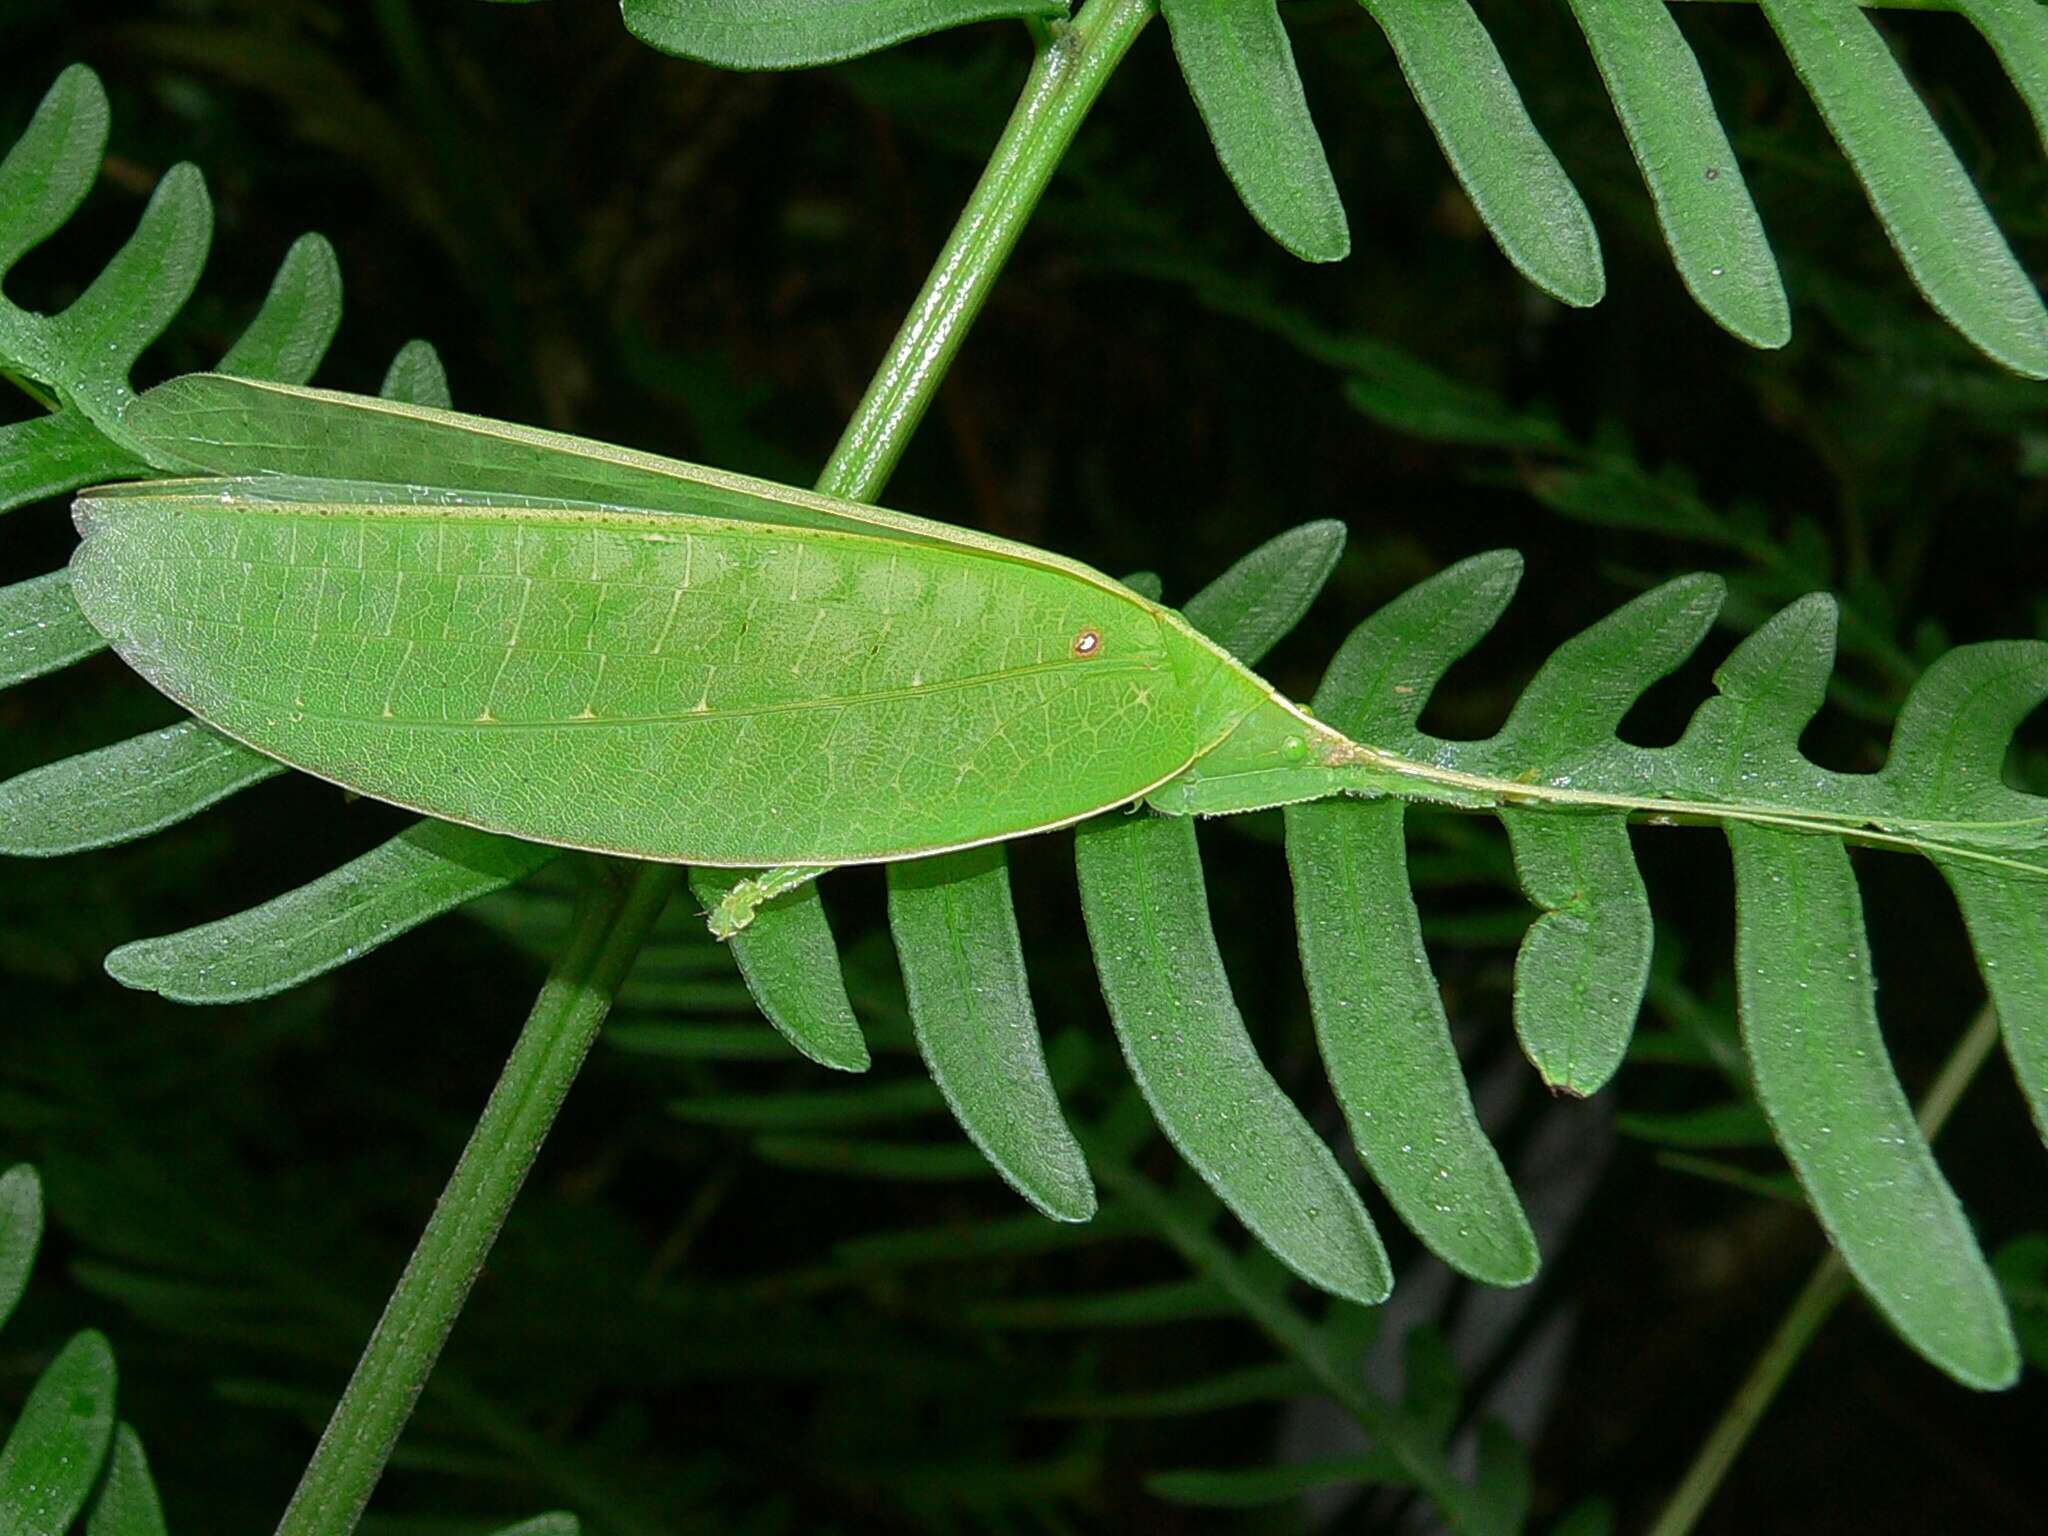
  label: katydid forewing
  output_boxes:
[67,377,1383,930]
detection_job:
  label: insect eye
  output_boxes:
[1072,628,1103,659]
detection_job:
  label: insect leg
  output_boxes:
[705,863,832,939]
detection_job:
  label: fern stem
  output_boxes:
[277,6,1156,1531]
[817,0,1156,500]
[274,863,681,1536]
[1645,1001,2003,1536]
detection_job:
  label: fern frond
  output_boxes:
[1292,554,2043,1386]
[1361,0,1608,308]
[1756,0,2048,377]
[655,528,2038,1387]
[1093,0,2046,367]
[888,846,1099,1220]
[1566,0,1790,345]
[1158,0,1349,262]
[0,69,564,1003]
[102,821,559,1005]
[0,1164,175,1536]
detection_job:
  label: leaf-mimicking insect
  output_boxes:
[68,377,1381,921]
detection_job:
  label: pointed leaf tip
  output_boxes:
[1732,828,2019,1390]
[1566,0,1790,347]
[0,1329,119,1536]
[887,847,1096,1222]
[86,1425,168,1536]
[1163,0,1352,264]
[1760,0,2048,379]
[1361,0,1605,306]
[1182,519,1348,666]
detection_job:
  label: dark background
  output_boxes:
[2,0,2044,1531]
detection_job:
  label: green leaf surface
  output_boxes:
[0,65,105,277]
[1077,520,1389,1304]
[689,870,869,1071]
[0,1331,117,1536]
[42,343,581,1005]
[1074,816,1391,1308]
[1954,0,2048,155]
[0,721,284,857]
[0,414,139,520]
[0,1167,41,1333]
[40,163,212,442]
[1944,866,2048,1146]
[1179,519,1344,664]
[83,1428,166,1536]
[1288,802,1536,1283]
[1903,644,2048,1144]
[218,234,343,385]
[1496,577,1720,1092]
[1160,0,1349,263]
[1757,0,2048,378]
[1503,811,1651,1097]
[102,821,559,1003]
[1286,560,2046,1380]
[0,69,140,513]
[0,572,102,688]
[1287,551,1535,1284]
[887,846,1096,1221]
[1356,0,1604,306]
[378,338,451,409]
[1730,823,2016,1389]
[1564,0,1788,346]
[621,0,1068,69]
[82,378,1273,868]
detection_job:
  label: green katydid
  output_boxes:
[65,375,2047,938]
[66,375,1401,935]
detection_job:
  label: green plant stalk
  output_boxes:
[273,3,1157,1531]
[1646,1001,2004,1536]
[274,863,680,1536]
[818,0,1155,498]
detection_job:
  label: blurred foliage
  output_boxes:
[1,0,2044,1531]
